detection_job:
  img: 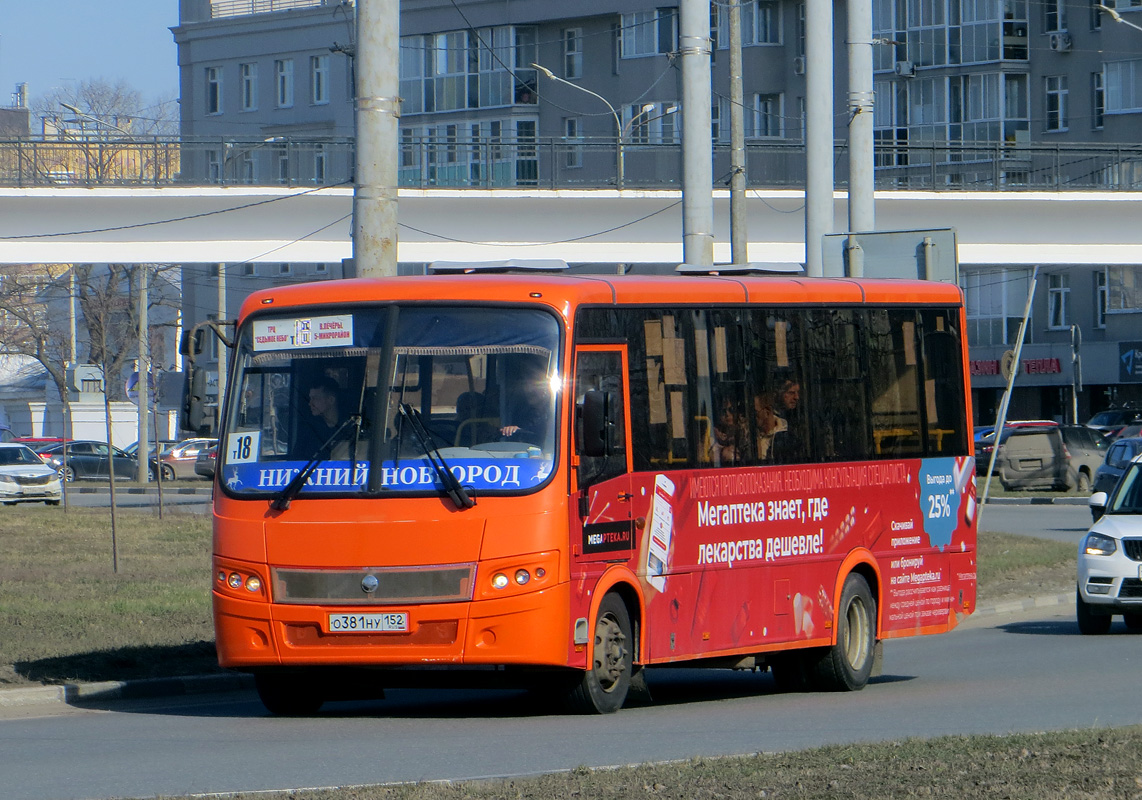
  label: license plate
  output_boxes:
[326,612,408,633]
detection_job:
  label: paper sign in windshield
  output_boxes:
[252,315,354,351]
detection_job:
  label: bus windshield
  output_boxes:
[218,305,561,499]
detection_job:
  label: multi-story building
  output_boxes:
[170,0,1142,423]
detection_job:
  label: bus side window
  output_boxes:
[575,350,627,484]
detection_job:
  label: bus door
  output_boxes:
[572,347,635,571]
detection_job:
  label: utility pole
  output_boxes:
[847,0,875,242]
[680,0,714,268]
[136,267,149,484]
[216,263,226,432]
[352,0,400,277]
[805,0,835,276]
[728,0,748,265]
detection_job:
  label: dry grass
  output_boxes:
[215,727,1142,800]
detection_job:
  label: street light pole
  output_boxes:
[1098,3,1142,31]
[533,63,625,186]
[59,102,132,137]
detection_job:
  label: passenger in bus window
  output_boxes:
[295,375,346,458]
[768,373,804,463]
[711,397,748,465]
[500,358,550,445]
[754,393,788,460]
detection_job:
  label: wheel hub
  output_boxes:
[593,614,627,692]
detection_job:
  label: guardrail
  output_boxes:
[1,136,1139,191]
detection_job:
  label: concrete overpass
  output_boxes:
[1,186,1140,267]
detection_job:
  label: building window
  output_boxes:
[563,28,583,79]
[563,117,582,168]
[278,263,292,276]
[749,93,783,137]
[311,54,330,104]
[315,263,329,275]
[621,10,676,58]
[711,97,724,142]
[238,151,255,184]
[1045,0,1067,31]
[206,66,222,115]
[1045,75,1068,131]
[962,268,1034,346]
[240,63,257,111]
[314,143,326,184]
[242,263,257,277]
[275,59,294,108]
[206,148,221,182]
[1092,72,1105,129]
[1105,59,1142,113]
[1048,273,1069,329]
[276,147,290,184]
[1108,266,1142,312]
[1096,269,1108,328]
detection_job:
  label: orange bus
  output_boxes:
[205,272,976,714]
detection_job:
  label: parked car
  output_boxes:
[40,440,137,482]
[1077,458,1142,634]
[990,424,1106,491]
[0,443,62,505]
[125,439,180,460]
[150,437,217,481]
[975,420,1058,475]
[195,442,219,480]
[1104,422,1142,443]
[1086,407,1142,438]
[1093,437,1142,497]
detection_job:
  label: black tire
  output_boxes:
[254,671,325,716]
[1076,590,1112,635]
[161,464,176,481]
[565,593,633,714]
[45,500,60,506]
[808,573,877,691]
[1076,471,1092,493]
[2,501,15,506]
[58,466,75,482]
[1123,613,1142,631]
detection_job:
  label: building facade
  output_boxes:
[170,0,1142,424]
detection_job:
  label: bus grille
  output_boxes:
[271,564,475,605]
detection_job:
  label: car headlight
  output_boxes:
[1083,532,1117,556]
[0,475,15,484]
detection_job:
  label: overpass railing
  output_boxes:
[1,136,1140,191]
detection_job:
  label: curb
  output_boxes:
[1,594,1075,709]
[0,672,253,709]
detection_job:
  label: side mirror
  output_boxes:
[1089,490,1108,522]
[183,368,208,434]
[179,328,206,358]
[579,390,612,458]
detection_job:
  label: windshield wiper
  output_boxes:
[271,415,362,511]
[398,403,475,510]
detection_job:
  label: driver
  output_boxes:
[500,357,551,445]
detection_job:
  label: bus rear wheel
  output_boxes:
[809,573,877,691]
[254,670,325,716]
[565,593,632,714]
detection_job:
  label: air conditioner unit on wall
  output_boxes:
[793,56,806,75]
[1049,32,1073,52]
[894,60,915,77]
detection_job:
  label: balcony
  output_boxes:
[0,135,1140,191]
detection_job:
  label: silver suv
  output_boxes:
[993,424,1106,492]
[1078,460,1142,634]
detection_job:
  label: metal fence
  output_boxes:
[1,136,1140,192]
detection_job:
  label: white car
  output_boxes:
[0,443,62,506]
[1078,456,1142,634]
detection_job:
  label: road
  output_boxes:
[0,502,1120,800]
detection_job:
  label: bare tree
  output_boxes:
[0,263,181,403]
[33,79,177,137]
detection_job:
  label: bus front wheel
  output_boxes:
[566,593,633,714]
[254,670,325,716]
[810,573,877,691]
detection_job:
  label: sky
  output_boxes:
[0,0,179,108]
